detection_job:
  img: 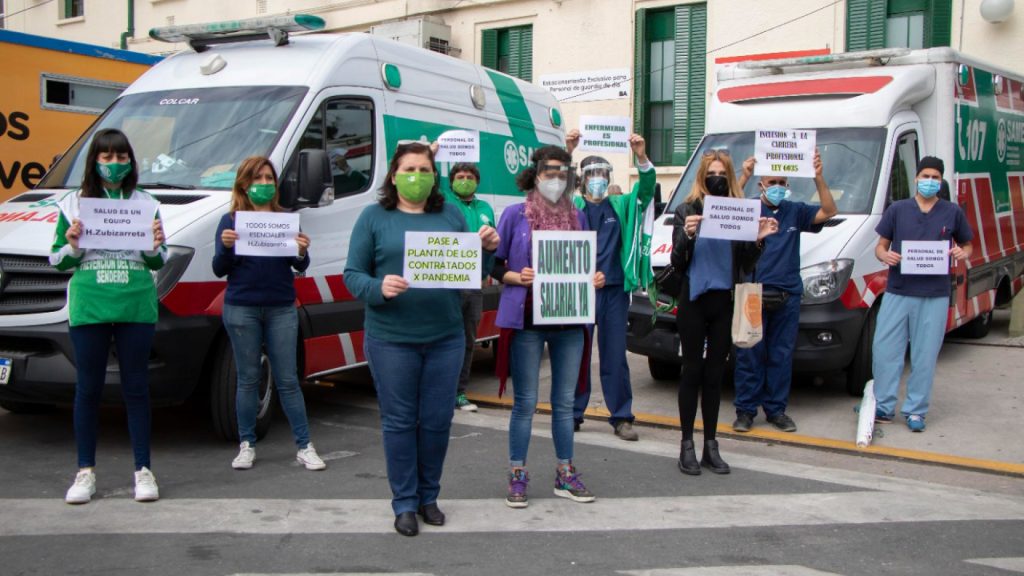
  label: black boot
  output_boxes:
[678,439,701,476]
[701,439,731,474]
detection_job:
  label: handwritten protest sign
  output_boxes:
[754,129,816,178]
[403,231,481,289]
[900,240,950,275]
[78,198,157,251]
[434,130,480,163]
[578,115,631,154]
[700,196,761,242]
[531,230,596,325]
[235,211,300,257]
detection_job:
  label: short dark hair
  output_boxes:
[516,145,572,192]
[81,128,138,198]
[379,142,444,212]
[450,163,480,182]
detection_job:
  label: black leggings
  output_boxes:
[676,289,733,441]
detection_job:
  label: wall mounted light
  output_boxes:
[980,0,1014,23]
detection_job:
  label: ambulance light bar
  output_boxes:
[738,48,910,71]
[149,14,325,52]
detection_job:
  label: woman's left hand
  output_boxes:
[756,216,779,241]
[479,225,499,252]
[152,219,165,249]
[296,232,311,257]
[594,271,606,290]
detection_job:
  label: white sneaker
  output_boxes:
[232,441,255,470]
[296,443,326,470]
[65,470,96,505]
[133,467,160,502]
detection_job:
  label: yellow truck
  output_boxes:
[0,29,159,201]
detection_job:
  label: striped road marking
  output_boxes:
[964,558,1024,572]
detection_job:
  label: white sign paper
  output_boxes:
[434,130,480,163]
[900,240,950,275]
[78,198,157,251]
[403,231,481,289]
[538,68,631,103]
[699,196,762,241]
[754,129,816,178]
[531,230,596,325]
[578,115,631,154]
[235,211,300,257]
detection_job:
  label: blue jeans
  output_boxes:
[222,304,310,448]
[574,286,634,426]
[364,332,463,515]
[509,327,584,467]
[734,292,801,418]
[69,322,155,470]
[872,293,948,418]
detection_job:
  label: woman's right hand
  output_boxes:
[381,274,409,299]
[66,219,82,250]
[518,267,535,287]
[683,214,702,238]
[221,228,239,249]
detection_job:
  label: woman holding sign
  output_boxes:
[51,128,166,504]
[213,156,324,472]
[345,142,499,536]
[492,145,604,509]
[670,150,777,476]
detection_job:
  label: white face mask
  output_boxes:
[537,178,567,203]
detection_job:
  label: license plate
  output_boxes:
[0,358,10,385]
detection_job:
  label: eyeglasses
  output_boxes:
[702,148,731,157]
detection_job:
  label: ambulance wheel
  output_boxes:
[209,336,275,442]
[648,358,681,381]
[846,305,877,397]
[0,400,53,414]
[955,310,992,339]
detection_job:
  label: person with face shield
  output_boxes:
[491,145,605,509]
[669,150,778,476]
[730,151,837,434]
[564,131,656,442]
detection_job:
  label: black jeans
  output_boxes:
[676,289,733,442]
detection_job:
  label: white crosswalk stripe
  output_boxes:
[620,567,843,576]
[964,558,1024,572]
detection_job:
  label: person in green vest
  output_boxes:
[566,130,656,441]
[51,128,167,505]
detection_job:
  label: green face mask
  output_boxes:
[96,161,132,184]
[452,178,478,198]
[395,172,435,203]
[247,183,276,206]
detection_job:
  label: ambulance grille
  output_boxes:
[0,255,71,315]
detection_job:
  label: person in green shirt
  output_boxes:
[50,128,167,505]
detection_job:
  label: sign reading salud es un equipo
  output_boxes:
[531,230,596,325]
[78,197,158,251]
[403,231,481,289]
[754,129,816,178]
[234,211,301,257]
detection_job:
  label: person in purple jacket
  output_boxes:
[491,145,604,509]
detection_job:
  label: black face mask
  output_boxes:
[705,175,729,196]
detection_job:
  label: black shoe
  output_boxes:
[678,439,701,476]
[732,412,754,433]
[394,511,419,536]
[701,439,731,474]
[417,502,445,526]
[766,412,797,432]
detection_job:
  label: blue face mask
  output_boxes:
[587,177,609,199]
[764,185,789,206]
[917,179,941,198]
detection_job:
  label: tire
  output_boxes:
[0,400,53,414]
[209,336,275,442]
[954,310,992,339]
[648,357,681,381]
[846,305,878,397]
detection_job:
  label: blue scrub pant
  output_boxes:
[573,286,634,427]
[872,293,948,418]
[733,292,800,418]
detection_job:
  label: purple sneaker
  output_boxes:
[554,464,595,503]
[506,468,529,508]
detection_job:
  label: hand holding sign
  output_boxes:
[434,130,480,163]
[754,129,816,178]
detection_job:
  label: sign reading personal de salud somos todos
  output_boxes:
[900,240,950,275]
[537,68,631,103]
[700,196,762,242]
[234,211,300,257]
[753,129,816,178]
[403,231,482,289]
[434,130,480,163]
[531,230,597,325]
[78,198,158,251]
[578,115,631,154]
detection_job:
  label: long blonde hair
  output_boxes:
[230,156,282,213]
[684,150,744,204]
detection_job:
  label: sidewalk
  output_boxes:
[464,308,1024,476]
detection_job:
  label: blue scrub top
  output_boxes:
[753,200,822,294]
[584,199,624,286]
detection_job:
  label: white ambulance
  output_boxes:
[0,15,564,437]
[629,47,1024,395]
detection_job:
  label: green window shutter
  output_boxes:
[671,3,706,166]
[481,29,498,70]
[925,0,952,47]
[516,26,533,82]
[633,9,648,136]
[846,0,886,51]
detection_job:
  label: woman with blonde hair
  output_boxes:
[669,149,777,476]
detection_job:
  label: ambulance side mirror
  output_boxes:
[297,149,333,208]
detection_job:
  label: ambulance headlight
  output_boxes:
[155,246,195,300]
[800,259,854,305]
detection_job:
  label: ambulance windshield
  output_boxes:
[667,128,885,215]
[39,85,308,190]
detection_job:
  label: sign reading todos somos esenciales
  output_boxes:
[78,198,158,251]
[700,196,762,242]
[531,230,597,325]
[754,129,816,178]
[403,231,482,289]
[234,211,300,257]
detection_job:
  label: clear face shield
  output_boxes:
[580,162,613,199]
